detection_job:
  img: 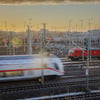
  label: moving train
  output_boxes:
[0,54,64,82]
[68,47,100,60]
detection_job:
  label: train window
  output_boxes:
[0,71,23,77]
[0,72,5,77]
[53,63,59,70]
[68,49,74,54]
[75,50,78,53]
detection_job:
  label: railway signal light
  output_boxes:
[84,38,88,50]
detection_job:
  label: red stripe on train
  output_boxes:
[0,67,64,74]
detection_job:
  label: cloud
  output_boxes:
[0,0,100,5]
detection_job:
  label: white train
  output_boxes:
[0,54,64,81]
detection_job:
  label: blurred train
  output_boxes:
[0,54,64,82]
[68,48,100,60]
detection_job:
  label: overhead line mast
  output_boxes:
[41,23,46,85]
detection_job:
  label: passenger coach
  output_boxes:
[0,54,64,82]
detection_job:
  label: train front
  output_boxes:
[68,49,74,60]
[32,53,64,78]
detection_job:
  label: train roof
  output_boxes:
[89,48,100,50]
[0,54,58,60]
[71,47,100,50]
[0,55,36,60]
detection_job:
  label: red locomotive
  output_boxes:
[68,47,100,60]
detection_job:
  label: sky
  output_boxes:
[0,0,100,32]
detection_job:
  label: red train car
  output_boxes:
[68,48,100,60]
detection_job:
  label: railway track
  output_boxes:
[61,58,100,76]
[0,74,99,88]
[0,75,100,99]
[25,90,100,100]
[61,58,100,67]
